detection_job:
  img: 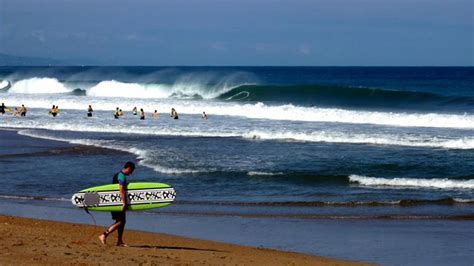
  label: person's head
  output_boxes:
[52,105,55,108]
[89,105,92,107]
[119,109,122,112]
[22,104,24,107]
[122,161,135,175]
[140,108,143,112]
[154,110,157,112]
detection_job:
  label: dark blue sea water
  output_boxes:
[1,66,473,265]
[0,66,473,211]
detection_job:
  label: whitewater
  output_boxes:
[2,77,474,130]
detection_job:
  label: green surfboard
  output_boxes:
[71,182,176,212]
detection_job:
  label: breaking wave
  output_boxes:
[349,175,474,190]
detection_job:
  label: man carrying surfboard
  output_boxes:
[99,161,135,246]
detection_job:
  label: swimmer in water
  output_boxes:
[152,110,158,119]
[170,108,179,119]
[132,107,138,115]
[114,107,120,119]
[87,105,93,117]
[20,104,27,117]
[140,108,145,120]
[202,112,208,120]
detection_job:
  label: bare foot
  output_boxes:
[117,242,128,247]
[98,234,107,245]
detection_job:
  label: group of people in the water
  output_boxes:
[1,103,27,117]
[1,102,209,120]
[110,106,207,120]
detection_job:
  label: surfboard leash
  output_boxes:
[71,207,100,245]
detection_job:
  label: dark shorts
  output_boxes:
[111,211,126,221]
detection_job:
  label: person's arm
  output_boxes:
[120,184,127,212]
[118,172,128,212]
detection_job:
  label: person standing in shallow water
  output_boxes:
[99,161,135,246]
[20,104,27,117]
[170,108,178,119]
[132,107,138,115]
[140,108,145,120]
[114,107,120,119]
[0,103,7,115]
[87,105,93,117]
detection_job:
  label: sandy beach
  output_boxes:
[0,215,368,265]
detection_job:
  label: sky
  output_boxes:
[0,0,472,66]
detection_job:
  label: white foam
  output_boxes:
[87,80,170,99]
[4,114,474,150]
[3,93,474,129]
[9,78,71,94]
[247,171,284,176]
[0,80,9,89]
[349,175,474,190]
[244,130,474,149]
[17,129,205,175]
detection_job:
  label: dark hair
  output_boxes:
[123,161,135,171]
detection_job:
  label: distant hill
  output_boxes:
[0,53,99,66]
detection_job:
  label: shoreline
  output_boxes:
[1,128,474,265]
[0,215,367,265]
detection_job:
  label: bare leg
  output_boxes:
[98,219,123,245]
[116,219,126,246]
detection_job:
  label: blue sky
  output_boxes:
[0,0,472,66]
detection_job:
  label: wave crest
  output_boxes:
[349,175,474,189]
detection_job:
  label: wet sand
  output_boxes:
[0,215,368,265]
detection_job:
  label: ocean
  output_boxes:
[0,66,473,265]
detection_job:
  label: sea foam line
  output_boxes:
[349,175,474,190]
[16,129,205,175]
[3,94,474,129]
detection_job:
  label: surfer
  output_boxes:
[140,108,145,120]
[0,103,6,115]
[87,105,93,117]
[132,107,138,115]
[152,110,158,119]
[20,104,27,117]
[12,107,18,117]
[99,161,135,246]
[170,108,178,119]
[49,105,56,117]
[114,107,120,119]
[202,112,208,120]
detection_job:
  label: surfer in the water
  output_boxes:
[20,104,27,117]
[0,103,6,115]
[170,108,178,119]
[87,105,93,117]
[99,161,135,246]
[114,107,120,119]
